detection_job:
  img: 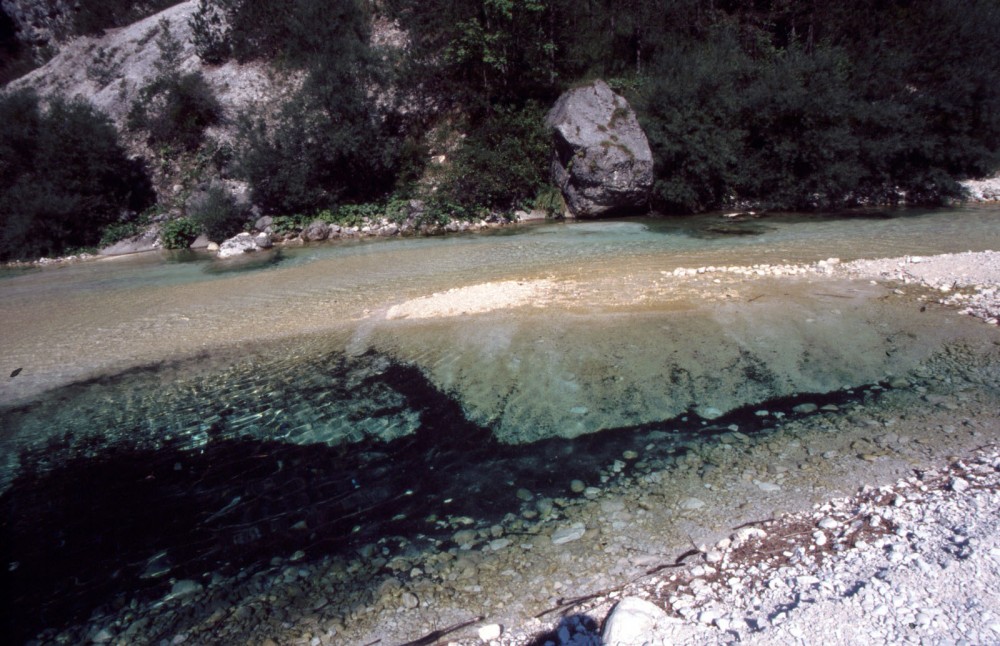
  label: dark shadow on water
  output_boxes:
[202,248,287,274]
[0,351,887,643]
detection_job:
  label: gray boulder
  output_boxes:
[545,80,653,217]
[303,220,331,241]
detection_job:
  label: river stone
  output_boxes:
[551,522,587,545]
[602,596,676,646]
[218,232,261,258]
[545,79,653,217]
[304,220,330,241]
[680,497,706,510]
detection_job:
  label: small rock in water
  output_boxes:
[623,449,639,460]
[488,538,511,551]
[755,480,781,492]
[453,529,478,548]
[551,522,587,545]
[401,592,419,609]
[696,406,724,420]
[793,403,818,414]
[570,479,587,493]
[516,488,534,502]
[680,497,706,510]
[168,579,203,600]
[536,497,555,517]
[584,486,601,499]
[951,477,970,493]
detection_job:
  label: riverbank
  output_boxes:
[10,243,999,646]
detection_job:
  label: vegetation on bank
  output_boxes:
[1,0,999,260]
[0,90,154,261]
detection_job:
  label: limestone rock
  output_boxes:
[99,224,161,256]
[545,80,653,217]
[602,597,676,646]
[218,232,260,258]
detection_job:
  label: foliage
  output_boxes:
[437,103,549,211]
[190,0,371,66]
[0,90,154,261]
[227,0,400,216]
[128,21,222,151]
[188,185,246,241]
[72,0,179,36]
[160,217,200,249]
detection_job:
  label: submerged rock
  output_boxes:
[545,80,653,217]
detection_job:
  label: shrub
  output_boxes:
[0,91,154,261]
[128,21,222,151]
[161,218,200,249]
[188,185,247,241]
[437,103,549,211]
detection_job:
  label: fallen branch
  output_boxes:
[397,615,484,646]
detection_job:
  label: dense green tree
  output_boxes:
[0,91,154,260]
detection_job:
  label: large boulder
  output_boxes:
[545,80,653,217]
[217,232,271,258]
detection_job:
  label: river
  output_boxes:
[1,205,999,643]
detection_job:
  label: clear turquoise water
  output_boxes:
[1,205,998,641]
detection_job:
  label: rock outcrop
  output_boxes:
[5,2,297,138]
[545,80,653,218]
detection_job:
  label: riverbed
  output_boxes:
[1,206,998,644]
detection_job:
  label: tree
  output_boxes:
[0,91,154,260]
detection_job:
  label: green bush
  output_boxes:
[437,103,549,211]
[188,185,247,241]
[128,21,222,151]
[161,218,200,249]
[0,90,154,261]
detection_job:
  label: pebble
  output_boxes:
[818,517,841,530]
[488,538,511,551]
[950,477,970,493]
[680,497,706,510]
[570,479,586,493]
[755,480,782,492]
[551,523,587,545]
[793,403,819,414]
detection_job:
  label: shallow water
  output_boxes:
[1,206,999,641]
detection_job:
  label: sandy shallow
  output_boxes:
[11,248,999,646]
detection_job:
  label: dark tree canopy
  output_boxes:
[0,91,154,261]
